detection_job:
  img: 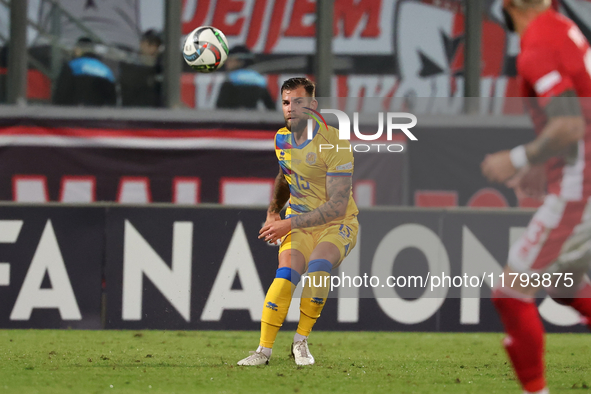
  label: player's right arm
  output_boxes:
[499,92,585,193]
[482,36,587,183]
[523,91,585,165]
[482,91,585,183]
[265,166,290,224]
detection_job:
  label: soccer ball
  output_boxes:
[182,26,229,73]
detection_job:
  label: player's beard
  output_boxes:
[285,116,306,133]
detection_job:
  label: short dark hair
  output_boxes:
[228,45,255,67]
[141,29,162,47]
[281,77,315,97]
[76,36,94,46]
[75,36,95,56]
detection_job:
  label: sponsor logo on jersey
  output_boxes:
[339,225,352,240]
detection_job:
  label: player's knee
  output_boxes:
[491,287,513,311]
[310,242,341,266]
[308,259,332,274]
[546,286,574,305]
[278,249,306,274]
[275,267,301,286]
[491,288,502,308]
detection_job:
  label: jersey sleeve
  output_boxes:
[321,129,354,177]
[518,45,575,99]
[275,130,292,177]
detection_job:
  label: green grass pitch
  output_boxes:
[0,330,589,393]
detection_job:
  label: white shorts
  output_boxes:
[508,194,591,275]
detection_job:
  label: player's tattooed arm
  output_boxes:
[525,90,585,165]
[291,175,351,229]
[259,174,350,243]
[259,167,290,243]
[268,167,290,214]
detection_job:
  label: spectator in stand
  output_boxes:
[139,29,163,67]
[53,37,117,107]
[120,29,163,107]
[216,45,276,110]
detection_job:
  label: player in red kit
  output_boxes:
[481,0,591,393]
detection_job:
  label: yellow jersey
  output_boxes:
[274,123,359,222]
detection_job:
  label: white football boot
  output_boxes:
[524,388,549,394]
[291,339,315,365]
[237,350,270,366]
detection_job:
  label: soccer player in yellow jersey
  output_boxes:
[237,77,359,366]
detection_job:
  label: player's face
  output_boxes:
[282,87,315,132]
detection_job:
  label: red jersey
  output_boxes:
[518,9,591,200]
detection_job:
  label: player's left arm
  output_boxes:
[291,175,351,229]
[290,136,354,229]
[258,175,351,243]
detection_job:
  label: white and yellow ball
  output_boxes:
[182,26,229,73]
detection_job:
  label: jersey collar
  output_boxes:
[292,122,319,150]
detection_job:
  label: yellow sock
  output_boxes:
[297,259,332,337]
[260,267,301,348]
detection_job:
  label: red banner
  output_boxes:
[0,125,404,207]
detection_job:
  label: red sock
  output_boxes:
[552,281,591,330]
[492,289,546,393]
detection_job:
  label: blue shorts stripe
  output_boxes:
[276,267,301,285]
[308,259,332,273]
